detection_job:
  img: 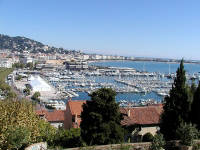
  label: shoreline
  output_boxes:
[88,59,200,65]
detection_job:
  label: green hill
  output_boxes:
[0,34,76,54]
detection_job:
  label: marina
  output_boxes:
[12,60,200,109]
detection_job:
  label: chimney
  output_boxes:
[128,109,131,117]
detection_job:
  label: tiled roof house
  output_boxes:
[121,104,163,126]
[36,109,65,128]
[120,104,163,138]
[36,99,163,136]
[64,100,163,133]
[64,100,86,129]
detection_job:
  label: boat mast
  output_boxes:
[143,62,145,72]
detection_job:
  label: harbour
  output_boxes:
[41,60,200,108]
[11,60,200,109]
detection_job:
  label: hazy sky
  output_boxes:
[1,0,200,60]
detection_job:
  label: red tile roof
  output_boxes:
[120,104,163,126]
[66,100,163,128]
[36,109,65,122]
[68,100,86,115]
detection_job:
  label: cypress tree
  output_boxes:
[191,81,200,129]
[190,80,197,95]
[160,59,192,140]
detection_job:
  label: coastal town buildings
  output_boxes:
[0,58,13,68]
[65,60,88,70]
[58,100,163,137]
[22,56,33,64]
[64,100,86,129]
[121,104,163,141]
[36,109,66,128]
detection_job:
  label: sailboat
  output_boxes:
[143,62,146,72]
[166,63,172,79]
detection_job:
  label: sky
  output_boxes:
[0,0,200,60]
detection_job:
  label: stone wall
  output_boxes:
[63,142,151,150]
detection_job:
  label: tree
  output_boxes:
[160,59,192,140]
[6,91,17,99]
[0,99,41,149]
[5,126,31,150]
[191,81,200,130]
[34,62,38,70]
[31,92,41,103]
[37,120,56,146]
[150,133,165,150]
[0,82,11,92]
[23,88,30,96]
[15,75,22,81]
[142,132,154,142]
[12,63,24,69]
[190,80,196,95]
[80,88,124,145]
[52,128,82,148]
[26,62,34,70]
[176,123,198,146]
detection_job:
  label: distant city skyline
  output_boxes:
[1,0,200,60]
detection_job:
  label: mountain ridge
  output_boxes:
[0,34,77,54]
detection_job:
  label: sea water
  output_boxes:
[89,60,200,74]
[70,60,200,102]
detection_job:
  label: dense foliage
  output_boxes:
[142,132,154,142]
[13,62,35,70]
[23,87,30,96]
[160,60,192,140]
[80,88,124,145]
[37,120,57,146]
[0,99,41,150]
[150,134,165,150]
[191,82,200,130]
[12,63,24,69]
[31,91,41,103]
[176,123,198,146]
[52,128,82,148]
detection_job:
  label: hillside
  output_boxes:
[0,34,76,54]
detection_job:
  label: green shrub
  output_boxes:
[150,133,165,150]
[5,126,31,150]
[37,120,56,146]
[31,92,41,103]
[192,143,200,150]
[15,75,22,80]
[52,128,82,148]
[142,132,154,142]
[176,123,198,146]
[23,88,30,96]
